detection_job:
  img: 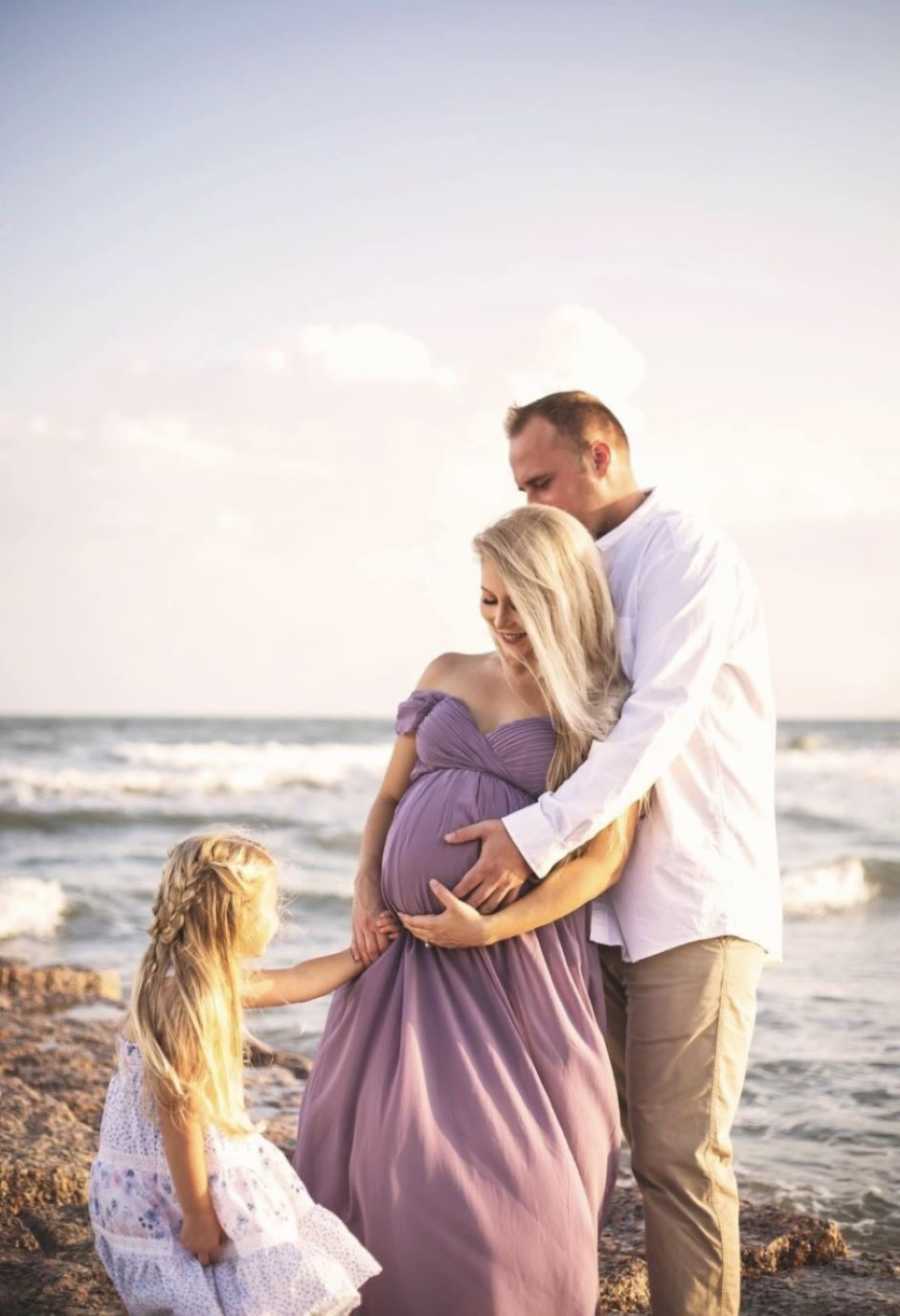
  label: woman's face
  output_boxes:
[480,558,534,666]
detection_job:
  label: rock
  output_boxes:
[597,1183,650,1309]
[0,1005,126,1129]
[0,1077,96,1214]
[0,1253,119,1316]
[244,1063,306,1151]
[597,1252,651,1311]
[742,1206,849,1272]
[597,1185,900,1314]
[0,1073,120,1313]
[0,957,121,1012]
[0,1213,40,1253]
[245,1031,313,1078]
[1,959,898,1316]
[742,1262,900,1315]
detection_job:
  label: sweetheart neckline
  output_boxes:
[413,689,555,740]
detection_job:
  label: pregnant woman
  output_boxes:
[294,505,641,1316]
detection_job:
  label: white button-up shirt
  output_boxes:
[503,489,782,963]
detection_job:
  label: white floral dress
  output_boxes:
[89,1039,379,1316]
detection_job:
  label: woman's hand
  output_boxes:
[180,1204,225,1265]
[351,873,394,967]
[398,880,493,950]
[375,911,401,941]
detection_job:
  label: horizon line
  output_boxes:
[1,710,898,724]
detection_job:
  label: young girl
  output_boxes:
[90,832,389,1316]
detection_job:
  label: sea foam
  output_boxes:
[0,740,392,804]
[781,857,877,916]
[0,876,67,939]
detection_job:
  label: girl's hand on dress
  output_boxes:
[180,1204,225,1265]
[374,911,401,943]
[398,881,492,949]
[351,874,393,967]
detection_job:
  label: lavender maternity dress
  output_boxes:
[294,691,621,1316]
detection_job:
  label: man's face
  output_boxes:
[508,416,601,531]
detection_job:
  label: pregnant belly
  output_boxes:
[380,768,533,915]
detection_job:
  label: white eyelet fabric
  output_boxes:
[89,1040,379,1315]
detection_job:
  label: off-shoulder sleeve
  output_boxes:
[395,689,446,736]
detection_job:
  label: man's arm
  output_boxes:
[400,804,639,949]
[449,524,743,902]
[505,526,740,876]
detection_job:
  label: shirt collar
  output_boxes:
[596,487,660,551]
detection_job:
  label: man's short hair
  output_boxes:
[505,390,629,453]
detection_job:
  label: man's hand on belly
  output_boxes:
[444,819,530,913]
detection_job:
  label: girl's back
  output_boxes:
[90,832,381,1316]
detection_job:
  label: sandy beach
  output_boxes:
[1,956,897,1316]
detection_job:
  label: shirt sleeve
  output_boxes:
[503,524,741,876]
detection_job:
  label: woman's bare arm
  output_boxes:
[355,734,418,884]
[399,802,639,949]
[352,653,462,964]
[351,733,418,965]
[482,802,638,942]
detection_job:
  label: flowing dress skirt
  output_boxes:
[295,691,621,1316]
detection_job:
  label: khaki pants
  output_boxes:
[599,937,764,1316]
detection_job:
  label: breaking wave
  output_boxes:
[0,876,67,940]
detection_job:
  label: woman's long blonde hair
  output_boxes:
[130,833,276,1135]
[474,505,629,792]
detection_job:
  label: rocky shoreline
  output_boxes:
[1,958,897,1315]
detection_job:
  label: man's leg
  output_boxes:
[597,944,631,1145]
[624,937,764,1316]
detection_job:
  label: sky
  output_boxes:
[2,0,898,718]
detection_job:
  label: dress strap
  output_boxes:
[395,689,446,736]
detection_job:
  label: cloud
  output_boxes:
[105,414,233,467]
[296,322,455,387]
[97,412,339,483]
[508,305,647,432]
[244,347,289,374]
[648,416,900,526]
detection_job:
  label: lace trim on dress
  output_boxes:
[93,1148,164,1172]
[92,1215,304,1260]
[91,1223,178,1256]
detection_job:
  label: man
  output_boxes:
[446,391,782,1316]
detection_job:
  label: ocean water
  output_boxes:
[1,716,898,1250]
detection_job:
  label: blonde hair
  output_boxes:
[474,505,629,793]
[130,833,276,1135]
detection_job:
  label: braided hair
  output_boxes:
[130,833,276,1135]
